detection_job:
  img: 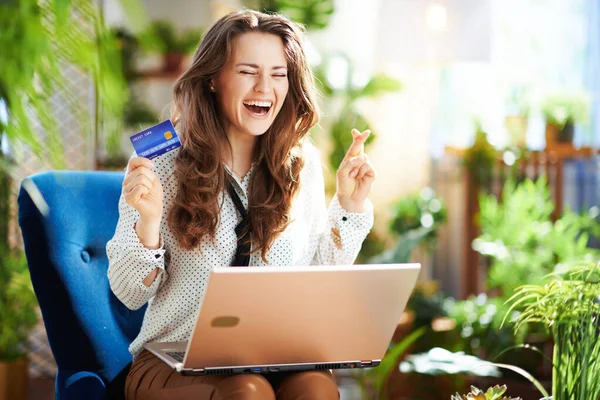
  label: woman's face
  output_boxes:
[213,31,290,140]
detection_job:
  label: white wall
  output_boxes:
[104,0,212,30]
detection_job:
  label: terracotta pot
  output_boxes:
[558,122,574,143]
[545,122,574,149]
[164,52,184,72]
[0,358,28,400]
[545,123,559,149]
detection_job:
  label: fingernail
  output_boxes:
[350,170,358,178]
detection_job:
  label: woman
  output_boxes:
[107,9,376,400]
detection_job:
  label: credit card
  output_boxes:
[130,119,181,159]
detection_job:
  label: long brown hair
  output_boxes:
[168,10,319,261]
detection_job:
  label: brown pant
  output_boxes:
[125,350,340,400]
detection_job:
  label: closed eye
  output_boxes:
[273,74,287,78]
[240,70,256,75]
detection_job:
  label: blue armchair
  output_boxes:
[18,171,145,400]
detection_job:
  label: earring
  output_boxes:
[209,83,216,92]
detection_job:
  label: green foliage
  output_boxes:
[0,0,128,167]
[363,188,447,264]
[328,109,373,173]
[406,284,448,329]
[506,262,600,400]
[462,124,497,188]
[148,20,203,54]
[541,89,590,129]
[275,0,334,30]
[474,178,600,300]
[249,0,334,30]
[312,54,402,171]
[124,99,158,128]
[452,385,522,400]
[367,226,434,264]
[0,249,37,361]
[444,294,516,359]
[356,327,426,400]
[389,187,447,253]
[355,230,387,264]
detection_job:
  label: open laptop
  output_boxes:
[143,263,420,375]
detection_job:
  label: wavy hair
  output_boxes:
[168,10,319,261]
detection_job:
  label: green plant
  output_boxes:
[356,327,426,399]
[0,0,145,361]
[406,283,448,329]
[541,89,590,130]
[0,249,37,361]
[355,230,388,264]
[0,0,129,168]
[248,0,335,30]
[444,294,517,359]
[505,262,600,400]
[364,188,446,265]
[312,54,402,172]
[462,123,497,188]
[452,385,521,400]
[124,99,158,128]
[474,178,600,300]
[148,20,203,54]
[389,187,447,253]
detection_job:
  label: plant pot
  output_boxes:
[545,123,559,149]
[545,122,574,149]
[164,52,185,73]
[557,122,574,143]
[0,358,28,400]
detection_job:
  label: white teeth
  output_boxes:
[243,100,272,107]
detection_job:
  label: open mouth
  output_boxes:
[243,100,272,116]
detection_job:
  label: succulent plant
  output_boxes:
[451,385,522,400]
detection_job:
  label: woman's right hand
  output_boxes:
[123,156,164,223]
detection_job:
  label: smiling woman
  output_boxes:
[107,9,376,400]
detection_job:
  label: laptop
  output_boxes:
[143,263,421,375]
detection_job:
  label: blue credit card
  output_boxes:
[130,119,181,159]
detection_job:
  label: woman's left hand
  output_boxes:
[336,128,377,213]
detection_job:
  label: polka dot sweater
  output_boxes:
[106,143,374,356]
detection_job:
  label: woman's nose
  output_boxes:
[254,74,272,93]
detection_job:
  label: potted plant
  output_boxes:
[246,0,335,31]
[505,262,600,400]
[540,89,590,148]
[462,122,497,189]
[504,86,531,147]
[0,249,38,400]
[148,20,203,72]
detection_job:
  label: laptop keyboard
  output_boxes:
[167,351,186,362]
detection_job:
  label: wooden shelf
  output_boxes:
[137,70,183,81]
[445,145,597,160]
